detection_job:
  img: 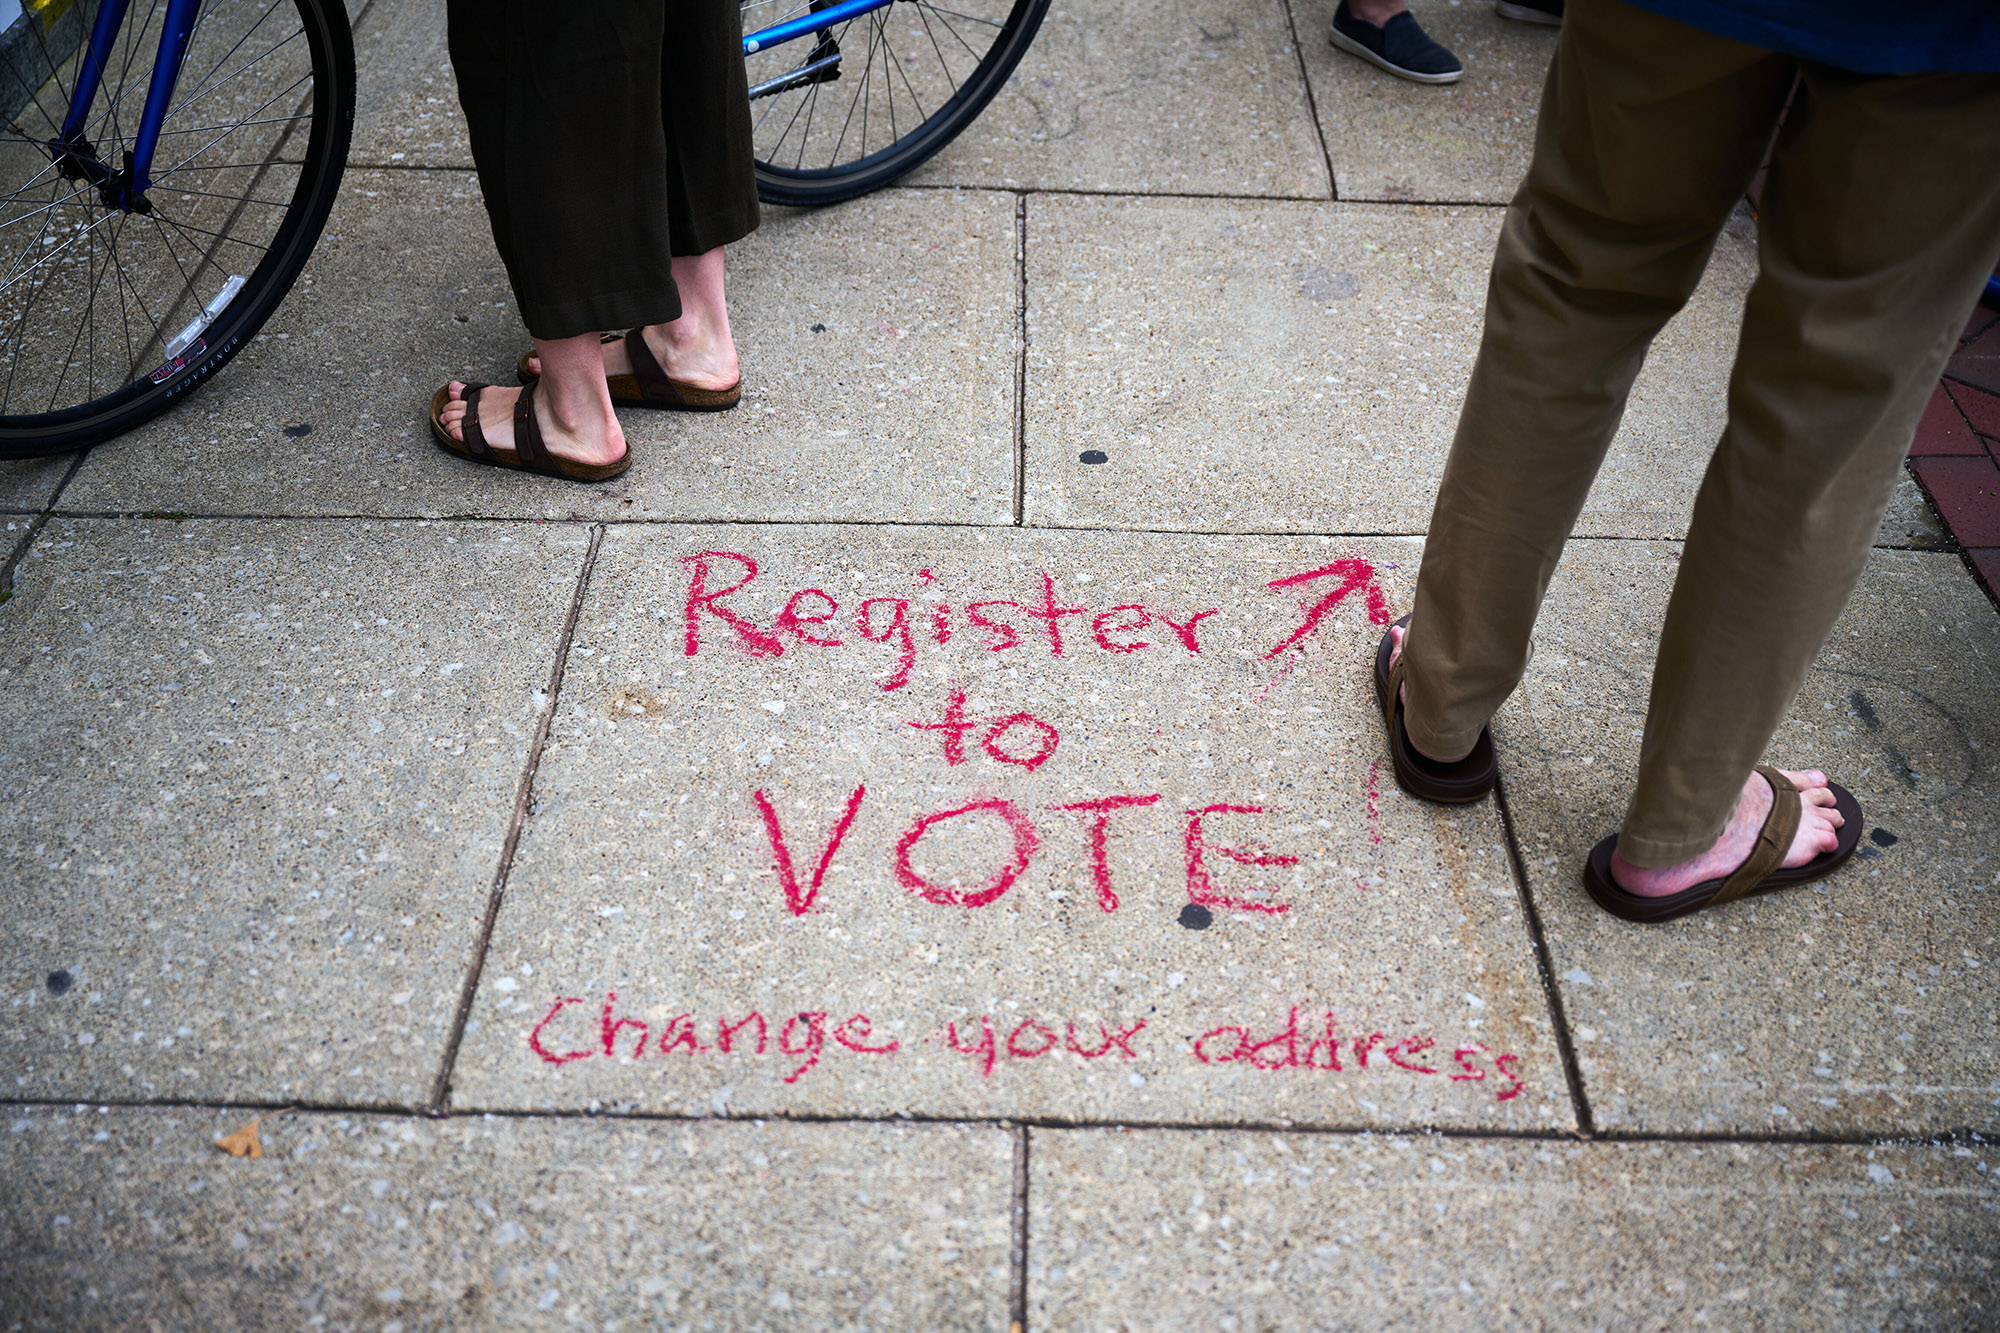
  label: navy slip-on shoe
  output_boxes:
[1329,3,1463,84]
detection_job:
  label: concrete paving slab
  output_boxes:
[910,0,1330,197]
[1023,195,1753,538]
[1302,1,1558,204]
[0,459,68,512]
[0,1103,1012,1331]
[0,518,589,1108]
[1496,542,2000,1136]
[348,0,470,170]
[1031,1128,2000,1328]
[1880,468,1952,550]
[61,173,1019,525]
[449,524,1569,1131]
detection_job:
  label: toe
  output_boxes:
[448,380,469,403]
[1783,767,1830,790]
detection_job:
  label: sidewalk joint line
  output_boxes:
[1493,771,1597,1137]
[45,511,1940,555]
[881,180,1506,209]
[423,523,605,1114]
[1276,0,1338,201]
[1009,1123,1031,1333]
[1013,192,1028,527]
[2,1095,1979,1152]
[0,513,46,604]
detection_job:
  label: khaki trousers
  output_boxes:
[1403,0,2000,866]
[447,0,760,340]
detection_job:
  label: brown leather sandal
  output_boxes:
[1581,765,1863,923]
[1373,613,1497,803]
[515,327,740,411]
[428,379,631,483]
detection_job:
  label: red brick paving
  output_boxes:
[1906,300,2000,612]
[1945,318,2000,395]
[1942,380,2000,452]
[1909,383,1986,456]
[1908,455,2000,547]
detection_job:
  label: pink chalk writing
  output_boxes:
[930,1014,1148,1077]
[1263,558,1392,660]
[676,554,1226,687]
[682,551,783,658]
[752,786,1308,918]
[1156,607,1218,654]
[1092,605,1152,653]
[893,797,1041,908]
[528,994,899,1085]
[908,692,1062,772]
[1190,1006,1525,1102]
[1184,804,1298,915]
[775,588,844,647]
[857,597,915,691]
[1049,794,1163,912]
[753,784,866,916]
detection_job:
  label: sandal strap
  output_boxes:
[458,383,492,459]
[512,378,554,471]
[1712,765,1801,906]
[621,325,676,404]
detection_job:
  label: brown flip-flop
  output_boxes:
[1581,765,1863,923]
[1374,613,1497,803]
[515,327,740,411]
[428,378,631,482]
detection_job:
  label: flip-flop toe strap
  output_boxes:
[1712,764,1801,906]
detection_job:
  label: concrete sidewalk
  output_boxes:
[2,0,1995,1327]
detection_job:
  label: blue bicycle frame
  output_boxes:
[54,0,203,213]
[47,0,891,205]
[742,0,893,56]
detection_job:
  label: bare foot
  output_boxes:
[1610,768,1845,898]
[525,246,739,390]
[1386,622,1474,764]
[438,381,626,467]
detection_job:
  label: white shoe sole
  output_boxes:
[1495,1,1562,24]
[1328,25,1463,84]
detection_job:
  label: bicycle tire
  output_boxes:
[745,0,1048,207]
[0,0,354,460]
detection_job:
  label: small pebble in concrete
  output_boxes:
[1079,450,1108,464]
[1870,827,1899,847]
[282,422,311,437]
[1176,903,1213,930]
[45,969,72,996]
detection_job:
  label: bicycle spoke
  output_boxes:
[150,183,291,208]
[913,6,962,96]
[46,227,103,413]
[155,208,270,258]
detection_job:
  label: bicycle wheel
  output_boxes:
[0,0,353,459]
[744,0,1047,206]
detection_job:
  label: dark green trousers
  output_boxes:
[447,0,760,340]
[1403,0,2000,865]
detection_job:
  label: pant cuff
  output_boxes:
[1400,690,1485,764]
[520,284,683,342]
[673,201,760,259]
